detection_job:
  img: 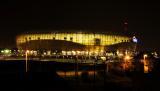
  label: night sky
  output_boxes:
[0,1,160,51]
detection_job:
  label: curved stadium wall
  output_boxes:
[16,32,132,53]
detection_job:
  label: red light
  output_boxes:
[124,22,128,25]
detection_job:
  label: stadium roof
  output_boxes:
[19,30,133,37]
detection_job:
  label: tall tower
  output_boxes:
[123,17,128,31]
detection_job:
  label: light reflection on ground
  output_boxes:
[57,71,97,77]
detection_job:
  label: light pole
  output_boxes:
[132,36,138,55]
[124,55,131,71]
[25,50,29,72]
[143,54,148,73]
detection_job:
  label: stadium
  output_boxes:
[16,31,137,57]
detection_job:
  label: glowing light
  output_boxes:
[1,50,4,53]
[72,51,76,55]
[132,36,138,43]
[17,33,131,46]
[62,51,66,55]
[143,60,149,73]
[4,49,10,54]
[124,55,131,60]
[26,50,29,53]
[143,54,149,73]
[43,52,47,55]
[67,51,71,55]
[56,71,97,77]
[124,22,128,25]
[16,33,132,57]
[25,50,29,72]
[143,54,148,60]
[76,51,80,54]
[100,56,106,61]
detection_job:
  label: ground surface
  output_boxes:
[0,60,159,91]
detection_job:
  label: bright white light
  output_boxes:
[43,52,46,55]
[143,54,148,59]
[1,50,4,53]
[133,36,138,43]
[4,49,10,54]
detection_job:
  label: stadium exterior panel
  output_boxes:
[16,31,135,56]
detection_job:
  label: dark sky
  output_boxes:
[0,1,160,50]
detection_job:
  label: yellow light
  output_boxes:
[62,51,66,55]
[143,59,149,73]
[4,49,10,54]
[26,50,29,53]
[25,50,29,72]
[77,51,80,54]
[72,51,76,55]
[144,65,149,73]
[124,55,131,60]
[17,33,131,47]
[100,56,106,61]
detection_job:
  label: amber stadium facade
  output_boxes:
[16,31,136,56]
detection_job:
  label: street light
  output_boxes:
[123,55,131,71]
[25,50,29,72]
[143,54,148,73]
[143,54,148,60]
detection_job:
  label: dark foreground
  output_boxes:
[0,60,160,91]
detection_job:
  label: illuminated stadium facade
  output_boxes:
[16,31,136,56]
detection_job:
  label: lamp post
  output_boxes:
[25,50,29,72]
[143,54,148,73]
[143,54,148,60]
[124,55,131,71]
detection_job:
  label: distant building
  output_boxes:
[16,31,136,56]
